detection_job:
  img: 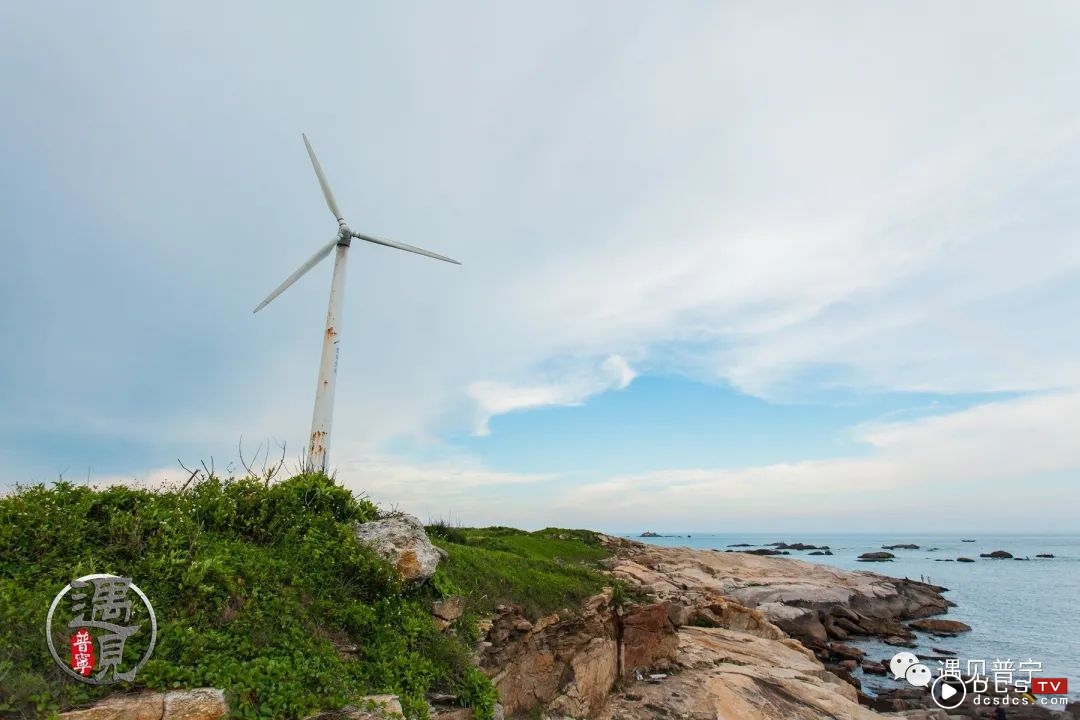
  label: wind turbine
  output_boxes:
[254,134,460,473]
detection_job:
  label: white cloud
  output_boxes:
[467,354,636,435]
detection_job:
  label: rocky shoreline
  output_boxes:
[592,535,1076,720]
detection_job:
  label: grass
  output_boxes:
[424,525,612,620]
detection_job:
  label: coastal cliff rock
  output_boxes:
[600,536,950,650]
[598,626,889,720]
[476,590,680,718]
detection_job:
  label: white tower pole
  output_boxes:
[309,236,350,473]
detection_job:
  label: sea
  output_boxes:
[630,533,1079,702]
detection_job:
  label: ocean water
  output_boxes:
[631,533,1080,700]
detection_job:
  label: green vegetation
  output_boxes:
[0,475,492,720]
[425,525,611,620]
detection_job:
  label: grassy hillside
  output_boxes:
[426,525,611,620]
[0,475,613,720]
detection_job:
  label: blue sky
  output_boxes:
[2,2,1079,533]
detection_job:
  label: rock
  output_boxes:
[858,551,895,562]
[354,514,443,582]
[931,646,956,656]
[726,543,753,547]
[757,603,828,645]
[1036,553,1055,558]
[742,548,786,555]
[829,643,865,661]
[862,661,887,675]
[839,659,858,671]
[621,603,680,678]
[58,693,165,720]
[772,543,826,551]
[979,550,1013,559]
[809,551,825,555]
[884,635,917,648]
[163,690,230,720]
[666,601,694,627]
[908,618,972,635]
[956,557,975,562]
[428,710,470,720]
[307,695,404,720]
[478,591,626,718]
[883,544,920,550]
[598,626,884,720]
[639,531,660,537]
[433,597,464,622]
[687,597,785,640]
[59,689,228,720]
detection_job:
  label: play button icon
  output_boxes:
[931,675,967,710]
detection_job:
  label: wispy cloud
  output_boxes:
[467,355,635,435]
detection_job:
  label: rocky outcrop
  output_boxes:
[58,689,228,720]
[857,551,894,562]
[475,590,680,718]
[353,514,444,582]
[601,537,949,651]
[980,549,1013,559]
[771,542,829,551]
[598,626,887,720]
[908,618,972,635]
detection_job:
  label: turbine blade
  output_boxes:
[352,232,461,265]
[253,237,340,313]
[302,133,343,221]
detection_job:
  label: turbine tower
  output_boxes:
[254,134,460,473]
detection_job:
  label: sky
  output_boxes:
[2,2,1079,534]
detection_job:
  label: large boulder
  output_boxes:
[354,514,443,582]
[980,550,1013,559]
